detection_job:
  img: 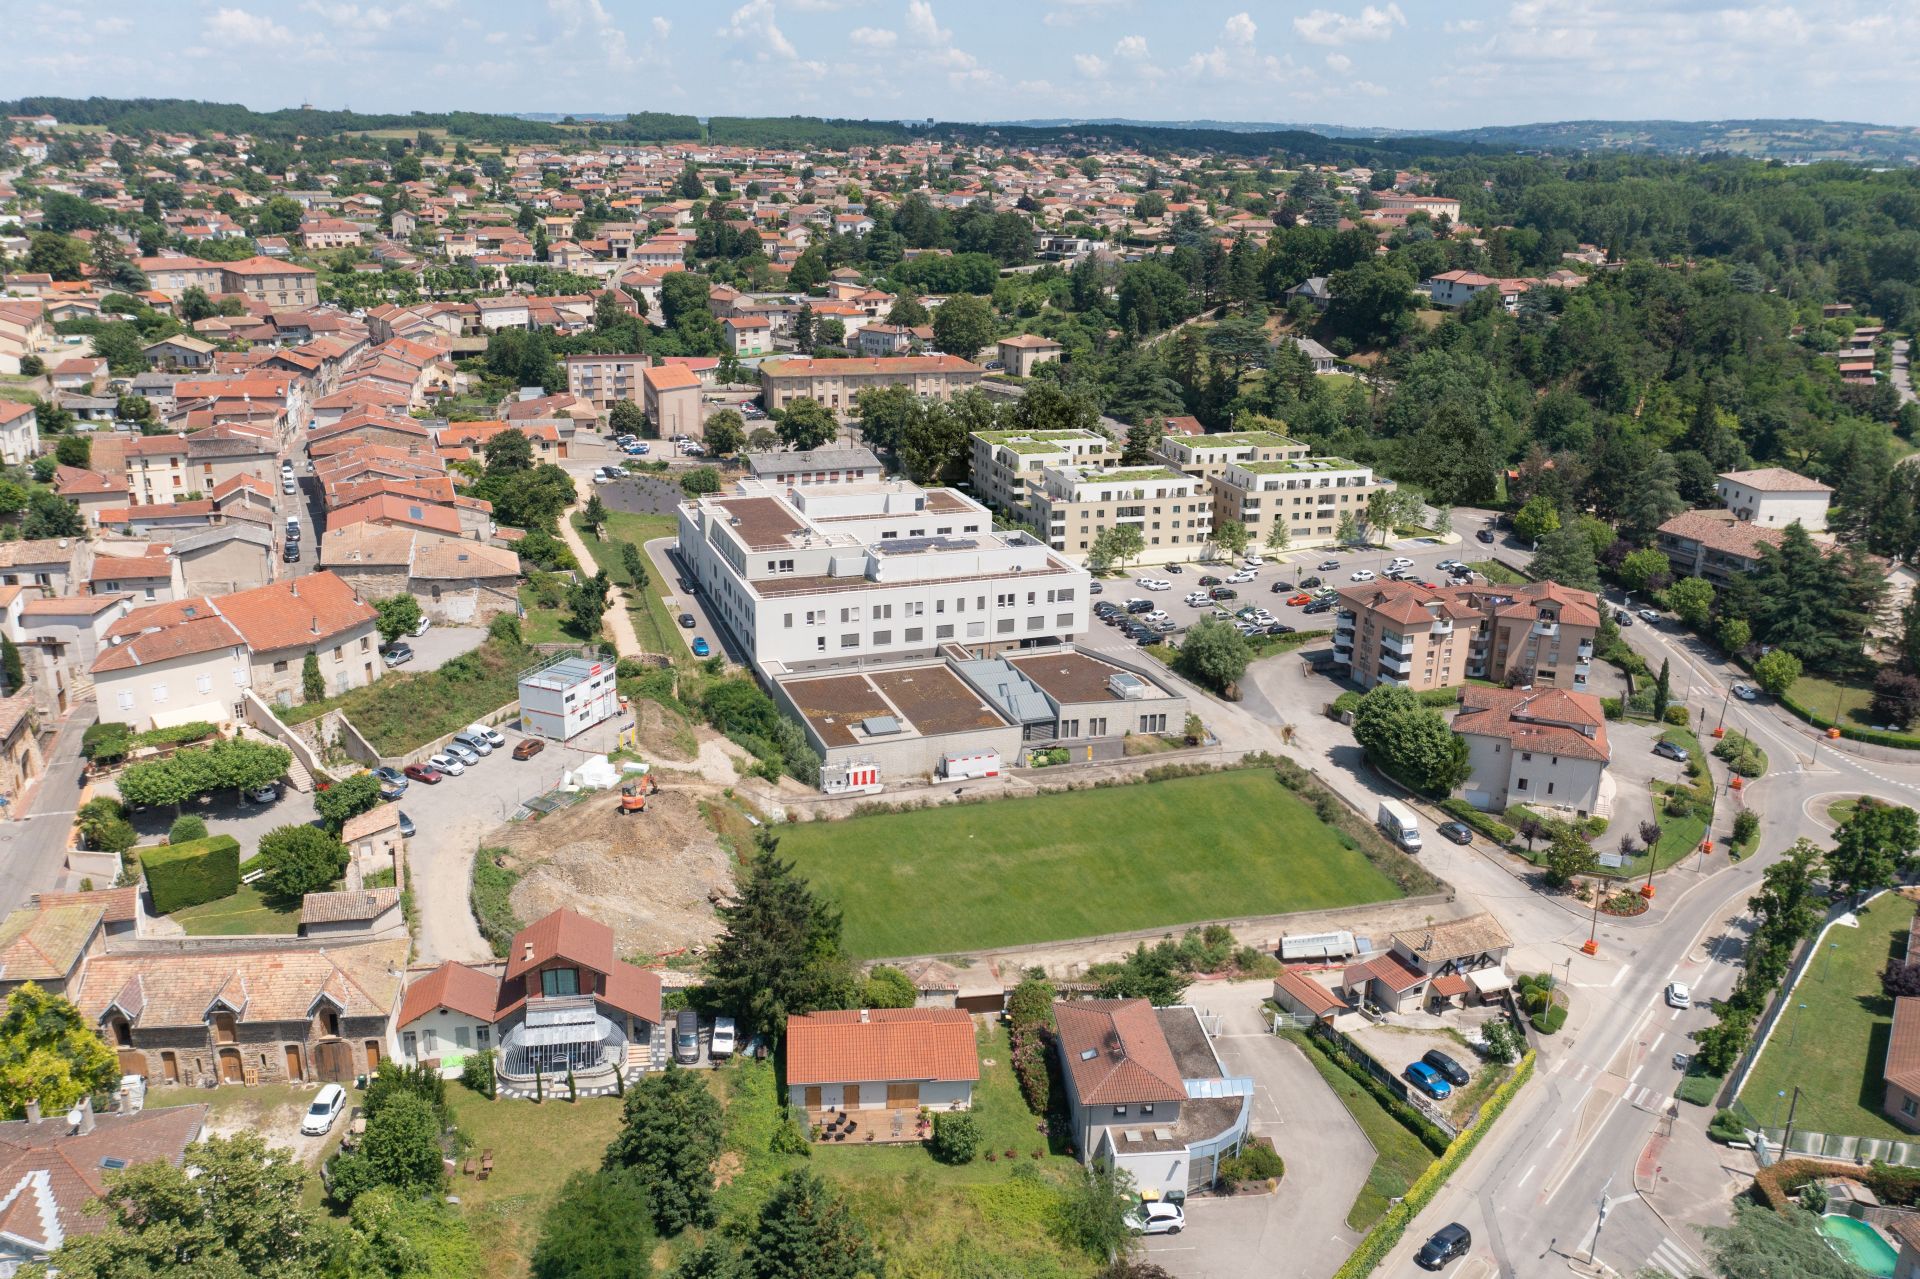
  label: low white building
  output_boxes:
[1715,467,1832,532]
[1451,685,1612,819]
[784,1008,978,1118]
[518,654,620,741]
[395,960,501,1071]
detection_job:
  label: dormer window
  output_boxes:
[541,968,580,997]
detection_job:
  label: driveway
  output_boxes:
[1141,980,1372,1279]
[404,624,487,669]
[119,783,322,851]
[642,537,741,666]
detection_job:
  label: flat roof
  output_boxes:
[1069,466,1187,486]
[1239,457,1365,474]
[782,674,900,749]
[1172,430,1301,450]
[1006,651,1165,705]
[712,496,808,551]
[868,666,1007,736]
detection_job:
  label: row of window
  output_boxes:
[810,614,1071,650]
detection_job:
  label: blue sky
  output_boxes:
[10,1,1919,131]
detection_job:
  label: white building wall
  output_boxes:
[1717,482,1830,532]
[1111,1143,1190,1200]
[1457,733,1511,811]
[398,1007,493,1070]
[94,647,251,731]
[786,1079,973,1111]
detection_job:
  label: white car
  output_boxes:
[592,465,625,484]
[1125,1201,1185,1236]
[428,752,466,777]
[1184,592,1211,607]
[1665,982,1691,1009]
[1388,557,1414,570]
[301,1084,346,1136]
[467,722,507,749]
[1145,579,1172,592]
[1731,683,1759,702]
[1146,610,1170,624]
[1350,569,1377,582]
[709,1016,737,1059]
[1226,570,1256,584]
[1242,555,1264,568]
[1638,608,1662,623]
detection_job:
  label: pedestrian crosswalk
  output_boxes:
[1641,1236,1702,1278]
[1629,1084,1674,1114]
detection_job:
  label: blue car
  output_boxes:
[691,637,710,657]
[1405,1061,1452,1100]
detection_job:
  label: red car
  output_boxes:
[402,762,444,784]
[1287,592,1314,606]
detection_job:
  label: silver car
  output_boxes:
[428,751,465,777]
[442,742,480,767]
[450,732,492,758]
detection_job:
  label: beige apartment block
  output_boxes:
[1213,455,1377,548]
[1334,579,1600,693]
[1158,428,1309,480]
[1032,466,1213,563]
[967,429,1119,520]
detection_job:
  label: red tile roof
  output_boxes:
[1343,951,1429,994]
[1891,996,1920,1095]
[505,907,615,981]
[785,1008,980,1087]
[1452,685,1611,764]
[1273,969,1347,1017]
[1052,998,1187,1105]
[397,961,505,1028]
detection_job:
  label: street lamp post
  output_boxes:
[1589,1176,1612,1265]
[1583,880,1601,956]
[1781,1085,1804,1156]
[1789,1001,1807,1048]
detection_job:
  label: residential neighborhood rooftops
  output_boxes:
[1656,510,1787,560]
[784,1008,981,1087]
[299,887,400,927]
[0,1103,208,1258]
[1389,913,1515,966]
[397,960,510,1029]
[1452,685,1611,764]
[0,903,104,983]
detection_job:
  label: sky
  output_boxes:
[9,0,1920,132]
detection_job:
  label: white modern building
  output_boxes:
[518,654,620,741]
[675,479,1091,678]
[1715,467,1832,532]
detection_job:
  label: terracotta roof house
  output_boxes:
[785,1008,980,1132]
[1889,996,1920,1131]
[0,1101,208,1272]
[1452,685,1611,819]
[1340,913,1515,1014]
[1655,510,1787,585]
[1052,998,1252,1196]
[0,901,110,997]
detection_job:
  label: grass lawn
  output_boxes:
[447,1089,626,1279]
[1831,797,1867,826]
[1282,1031,1435,1230]
[1790,672,1920,745]
[572,510,683,659]
[277,636,534,754]
[780,769,1405,958]
[169,883,302,935]
[1466,559,1531,585]
[1738,891,1917,1142]
[516,583,590,645]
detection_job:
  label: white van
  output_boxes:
[1378,799,1422,852]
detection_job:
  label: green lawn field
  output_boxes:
[778,769,1405,957]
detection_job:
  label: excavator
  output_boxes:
[619,771,659,814]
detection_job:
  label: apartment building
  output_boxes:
[995,334,1064,377]
[642,362,703,439]
[759,355,982,417]
[1715,467,1832,532]
[564,352,645,412]
[1333,579,1600,693]
[1452,685,1612,818]
[1029,466,1214,563]
[723,315,772,357]
[1158,429,1308,481]
[218,257,318,308]
[1212,454,1377,548]
[967,428,1119,518]
[675,478,1089,678]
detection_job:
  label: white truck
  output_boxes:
[1378,799,1422,852]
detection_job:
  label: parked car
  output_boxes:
[428,752,466,777]
[302,1084,347,1136]
[245,782,281,804]
[692,637,711,657]
[1226,570,1255,584]
[1303,600,1336,615]
[467,723,507,749]
[710,1016,737,1060]
[1270,580,1295,593]
[1185,592,1212,607]
[1299,576,1323,589]
[1614,609,1634,626]
[1416,1223,1472,1270]
[674,1010,701,1065]
[1265,623,1296,636]
[1436,821,1474,846]
[1210,587,1237,601]
[282,543,301,564]
[512,738,545,761]
[1165,564,1183,574]
[1350,569,1376,582]
[402,762,443,783]
[1388,557,1414,570]
[1638,608,1662,623]
[397,811,416,839]
[1125,599,1154,614]
[451,730,493,757]
[1124,1201,1185,1236]
[1476,528,1496,543]
[1731,683,1759,701]
[678,612,696,628]
[281,476,297,495]
[1653,740,1690,762]
[1242,554,1264,568]
[1666,982,1691,1009]
[1422,1050,1470,1088]
[1287,592,1314,607]
[1318,560,1341,571]
[372,766,407,795]
[1198,575,1222,587]
[1087,581,1102,594]
[592,465,625,484]
[382,642,413,666]
[412,617,431,637]
[1405,1061,1452,1100]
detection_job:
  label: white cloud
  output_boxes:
[1183,11,1286,82]
[717,0,797,60]
[653,15,671,38]
[205,7,296,46]
[1113,34,1149,59]
[1325,52,1352,72]
[1443,18,1483,34]
[904,0,947,44]
[94,15,130,34]
[548,0,635,72]
[787,0,861,9]
[1293,3,1406,46]
[850,25,896,47]
[1073,52,1108,77]
[1223,11,1256,44]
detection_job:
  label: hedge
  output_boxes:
[1292,1029,1450,1156]
[1438,798,1514,845]
[143,835,241,914]
[1332,1052,1536,1279]
[135,721,218,749]
[1779,690,1920,749]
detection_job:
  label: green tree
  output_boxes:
[0,635,22,694]
[1350,684,1472,795]
[302,651,325,702]
[483,428,534,474]
[1264,521,1291,552]
[373,595,422,647]
[1749,524,1882,675]
[1618,547,1672,594]
[931,292,994,360]
[1174,618,1253,695]
[1324,259,1417,347]
[328,1090,445,1205]
[1542,826,1598,890]
[53,435,90,468]
[22,490,83,539]
[851,384,920,454]
[703,833,856,1038]
[1054,1161,1137,1261]
[36,1133,325,1279]
[1512,495,1561,545]
[583,494,608,538]
[258,825,348,899]
[1828,798,1920,904]
[0,982,118,1120]
[886,295,929,327]
[1212,520,1250,560]
[895,399,972,485]
[169,814,208,843]
[1718,616,1752,655]
[530,1167,659,1279]
[742,1169,877,1279]
[929,1111,979,1164]
[1653,660,1672,721]
[775,398,838,452]
[620,542,649,591]
[705,410,746,456]
[1702,1203,1868,1279]
[1122,418,1162,465]
[861,965,917,1009]
[568,570,612,637]
[602,1064,724,1234]
[314,771,382,832]
[1752,647,1803,699]
[336,1187,481,1279]
[1334,511,1361,546]
[1090,524,1146,573]
[1527,524,1601,592]
[1665,577,1715,630]
[609,399,647,438]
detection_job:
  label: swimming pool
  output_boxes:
[1818,1213,1897,1278]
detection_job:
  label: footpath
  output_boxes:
[559,479,642,658]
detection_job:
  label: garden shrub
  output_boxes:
[1732,809,1760,849]
[1219,1140,1285,1189]
[167,814,208,844]
[1712,731,1766,778]
[470,853,522,957]
[1601,697,1624,721]
[142,835,241,914]
[1663,704,1691,727]
[1708,1109,1748,1143]
[80,722,132,764]
[461,1049,496,1098]
[930,1111,980,1164]
[135,721,217,748]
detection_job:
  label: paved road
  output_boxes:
[1895,337,1917,408]
[0,705,95,913]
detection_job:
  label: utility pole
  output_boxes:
[1583,879,1601,955]
[1589,1176,1612,1265]
[1781,1085,1803,1156]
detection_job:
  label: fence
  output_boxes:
[1309,1021,1460,1140]
[1753,1126,1920,1170]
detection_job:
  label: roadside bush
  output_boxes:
[1532,1004,1567,1034]
[1708,1109,1748,1143]
[142,835,241,913]
[1218,1140,1285,1190]
[929,1111,980,1164]
[1732,809,1760,849]
[135,721,217,749]
[1007,976,1057,1118]
[80,722,133,764]
[1600,697,1624,721]
[470,853,522,957]
[1663,704,1691,727]
[1439,798,1515,844]
[1712,731,1766,778]
[167,814,207,844]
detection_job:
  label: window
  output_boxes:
[196,673,212,694]
[840,634,859,649]
[360,636,370,652]
[996,619,1015,634]
[540,968,580,997]
[402,1031,417,1058]
[935,624,954,639]
[1061,720,1078,738]
[1517,778,1530,791]
[117,690,134,711]
[816,636,827,652]
[1547,782,1556,796]
[1904,1096,1918,1118]
[1142,1103,1155,1115]
[1113,1106,1128,1117]
[1139,714,1167,733]
[151,683,167,703]
[476,1025,490,1045]
[333,646,343,661]
[274,659,289,673]
[905,627,923,643]
[455,1025,472,1048]
[1057,613,1073,628]
[1520,751,1533,762]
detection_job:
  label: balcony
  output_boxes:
[1379,632,1414,657]
[1576,640,1594,660]
[1430,618,1454,635]
[1378,652,1412,676]
[1531,621,1559,639]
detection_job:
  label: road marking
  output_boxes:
[1643,1237,1703,1278]
[1515,1162,1537,1189]
[1610,964,1632,988]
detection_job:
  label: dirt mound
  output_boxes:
[495,785,733,958]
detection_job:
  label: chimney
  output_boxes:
[522,940,534,964]
[859,1009,869,1023]
[289,581,298,597]
[23,1099,39,1123]
[75,1096,95,1136]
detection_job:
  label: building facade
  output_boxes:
[1715,467,1832,532]
[759,355,982,417]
